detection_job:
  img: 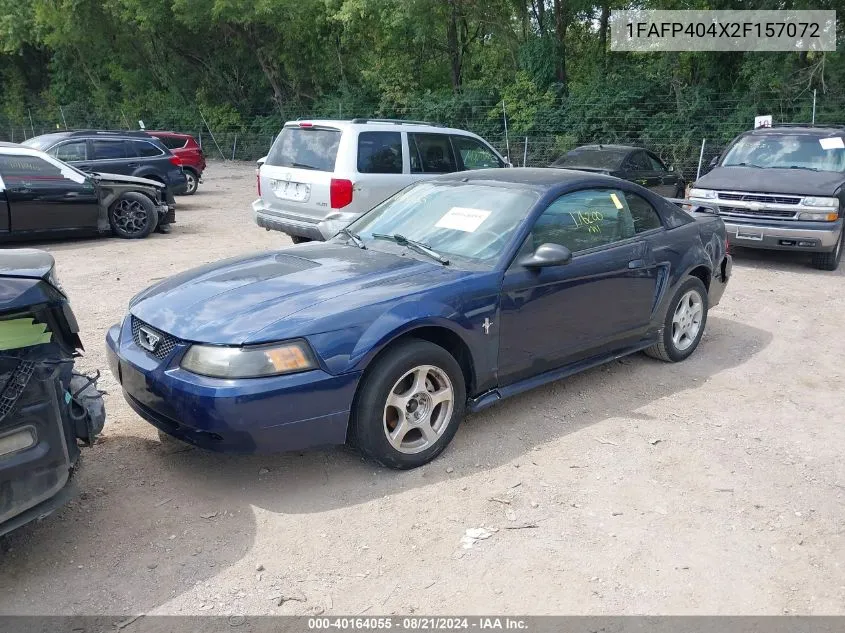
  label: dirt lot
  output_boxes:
[1,160,844,616]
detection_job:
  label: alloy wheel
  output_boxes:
[383,365,454,454]
[671,289,704,351]
[112,199,149,235]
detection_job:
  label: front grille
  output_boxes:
[718,206,797,219]
[718,192,801,205]
[131,317,180,361]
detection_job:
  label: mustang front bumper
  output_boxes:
[105,320,359,453]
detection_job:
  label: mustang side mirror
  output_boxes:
[519,243,573,269]
[668,164,675,172]
[708,156,718,168]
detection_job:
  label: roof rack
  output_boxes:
[65,129,152,137]
[350,118,440,127]
[762,123,845,130]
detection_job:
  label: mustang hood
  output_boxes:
[696,166,844,196]
[130,243,459,344]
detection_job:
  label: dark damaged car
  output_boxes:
[107,168,731,470]
[0,249,105,536]
[0,143,175,241]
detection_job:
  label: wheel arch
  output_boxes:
[354,322,477,401]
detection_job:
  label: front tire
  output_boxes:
[109,192,156,239]
[811,229,843,271]
[351,340,466,469]
[645,276,709,362]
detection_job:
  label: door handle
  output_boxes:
[628,259,646,269]
[78,165,92,171]
[65,192,80,198]
[127,162,140,168]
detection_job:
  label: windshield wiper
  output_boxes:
[280,162,320,170]
[338,226,366,249]
[728,162,765,169]
[777,165,821,172]
[372,233,449,265]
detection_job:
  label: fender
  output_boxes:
[352,299,475,372]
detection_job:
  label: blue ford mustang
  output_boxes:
[106,168,731,469]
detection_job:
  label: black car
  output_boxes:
[22,130,188,196]
[0,248,105,536]
[551,145,684,198]
[691,125,844,271]
[0,143,174,240]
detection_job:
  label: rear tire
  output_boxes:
[811,230,843,271]
[351,340,466,469]
[109,192,156,239]
[290,235,311,244]
[182,170,199,195]
[645,276,709,362]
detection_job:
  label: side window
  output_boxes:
[625,152,651,171]
[159,137,186,150]
[451,135,502,169]
[0,155,68,184]
[133,140,164,158]
[531,189,636,253]
[625,192,664,233]
[646,154,666,171]
[357,132,402,174]
[92,140,129,160]
[409,133,457,173]
[51,141,87,162]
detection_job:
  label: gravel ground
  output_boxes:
[1,160,843,616]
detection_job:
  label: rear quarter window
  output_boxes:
[266,127,341,172]
[158,136,187,150]
[133,140,165,157]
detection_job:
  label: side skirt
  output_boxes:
[467,338,658,414]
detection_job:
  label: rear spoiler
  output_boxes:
[664,197,721,215]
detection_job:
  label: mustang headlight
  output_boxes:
[802,196,839,209]
[689,188,717,199]
[181,340,317,378]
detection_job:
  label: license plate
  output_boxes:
[272,180,310,202]
[735,229,763,241]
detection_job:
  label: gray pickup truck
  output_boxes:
[690,125,844,271]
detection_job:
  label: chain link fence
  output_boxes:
[1,91,842,183]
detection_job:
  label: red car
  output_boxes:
[147,131,206,195]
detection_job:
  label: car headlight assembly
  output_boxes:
[798,211,840,221]
[689,188,717,200]
[46,266,66,296]
[180,340,317,378]
[802,196,839,209]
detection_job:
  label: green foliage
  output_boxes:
[0,0,843,170]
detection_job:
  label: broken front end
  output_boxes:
[0,249,105,536]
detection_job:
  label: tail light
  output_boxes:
[330,179,353,209]
[169,156,182,166]
[256,170,261,197]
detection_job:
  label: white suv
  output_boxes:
[253,118,508,242]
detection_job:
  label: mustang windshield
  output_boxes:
[722,133,845,173]
[349,182,539,265]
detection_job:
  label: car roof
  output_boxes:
[436,167,623,188]
[0,142,21,148]
[282,119,488,137]
[146,130,190,137]
[570,144,640,153]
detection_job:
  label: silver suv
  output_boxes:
[253,118,508,242]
